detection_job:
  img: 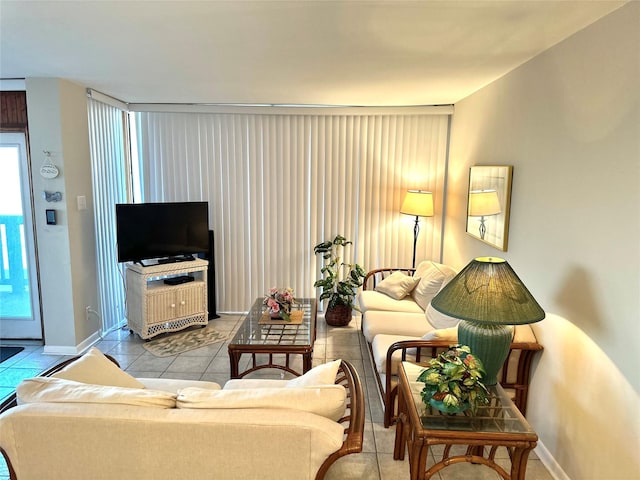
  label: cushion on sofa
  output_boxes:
[425,302,460,329]
[358,290,424,315]
[137,377,221,394]
[371,334,420,375]
[16,377,177,408]
[51,347,145,389]
[223,378,290,390]
[286,359,342,387]
[513,324,537,343]
[371,328,457,376]
[421,325,458,341]
[362,311,435,343]
[411,261,458,311]
[374,271,421,300]
[176,385,347,421]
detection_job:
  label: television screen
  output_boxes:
[115,202,209,264]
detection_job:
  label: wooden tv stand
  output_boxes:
[125,258,208,340]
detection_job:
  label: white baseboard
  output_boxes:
[535,440,570,480]
[42,330,101,356]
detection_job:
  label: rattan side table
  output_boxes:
[394,362,538,480]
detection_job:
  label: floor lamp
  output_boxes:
[400,190,434,269]
[430,257,545,385]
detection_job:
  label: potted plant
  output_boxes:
[416,345,489,414]
[313,235,366,326]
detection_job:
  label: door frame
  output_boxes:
[0,129,43,340]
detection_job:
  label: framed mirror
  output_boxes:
[466,165,513,251]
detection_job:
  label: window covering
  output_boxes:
[87,96,131,334]
[133,110,450,312]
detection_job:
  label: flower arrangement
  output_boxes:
[263,287,295,320]
[416,345,489,414]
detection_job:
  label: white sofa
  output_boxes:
[0,349,364,480]
[357,261,543,426]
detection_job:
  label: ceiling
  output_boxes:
[0,1,626,106]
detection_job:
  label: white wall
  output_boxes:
[445,4,639,479]
[26,78,100,352]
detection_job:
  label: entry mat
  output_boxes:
[0,346,25,364]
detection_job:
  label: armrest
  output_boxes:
[315,360,365,480]
[382,339,543,426]
[362,268,416,290]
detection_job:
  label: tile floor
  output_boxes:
[0,313,555,480]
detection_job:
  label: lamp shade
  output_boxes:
[400,190,434,217]
[468,190,501,217]
[431,257,545,326]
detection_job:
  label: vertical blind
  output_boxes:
[134,110,450,312]
[87,95,131,334]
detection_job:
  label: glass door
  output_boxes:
[0,132,42,339]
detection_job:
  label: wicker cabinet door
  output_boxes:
[146,290,181,324]
[175,283,206,318]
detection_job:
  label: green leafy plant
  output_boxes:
[417,345,489,414]
[313,235,366,310]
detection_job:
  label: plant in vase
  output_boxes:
[313,235,366,326]
[416,345,489,414]
[263,287,295,321]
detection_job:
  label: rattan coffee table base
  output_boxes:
[228,298,317,379]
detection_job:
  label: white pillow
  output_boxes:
[176,385,347,421]
[17,377,176,408]
[425,302,460,329]
[411,262,457,311]
[51,347,145,389]
[421,325,458,342]
[374,271,421,300]
[286,359,341,387]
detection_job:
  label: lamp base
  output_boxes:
[458,321,513,386]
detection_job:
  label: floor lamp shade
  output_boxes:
[400,190,433,268]
[400,190,434,218]
[431,257,545,385]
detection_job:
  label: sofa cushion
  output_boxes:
[362,311,434,343]
[425,302,460,329]
[374,271,421,300]
[176,385,347,421]
[16,377,177,408]
[224,378,290,390]
[411,262,458,311]
[372,327,458,376]
[286,358,342,387]
[513,324,537,343]
[421,325,458,341]
[371,334,421,375]
[137,378,221,394]
[358,290,424,315]
[51,347,145,389]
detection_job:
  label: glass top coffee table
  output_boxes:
[228,297,317,378]
[394,362,538,480]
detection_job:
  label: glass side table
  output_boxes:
[394,362,538,480]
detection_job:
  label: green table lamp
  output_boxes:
[431,257,545,385]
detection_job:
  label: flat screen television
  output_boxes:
[115,201,209,265]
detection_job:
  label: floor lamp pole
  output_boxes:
[411,215,420,269]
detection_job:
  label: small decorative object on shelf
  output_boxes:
[263,287,295,321]
[416,345,489,414]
